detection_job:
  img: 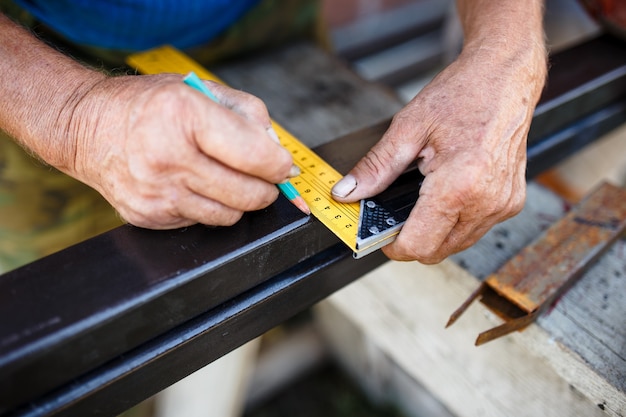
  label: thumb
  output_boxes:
[331,127,422,202]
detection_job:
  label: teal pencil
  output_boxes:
[182,72,310,215]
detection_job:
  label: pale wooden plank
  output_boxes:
[154,339,260,417]
[315,259,609,417]
[244,323,328,409]
[532,239,626,415]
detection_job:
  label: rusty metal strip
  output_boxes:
[448,181,626,345]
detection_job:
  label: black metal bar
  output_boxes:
[527,100,626,178]
[527,35,626,176]
[1,34,626,417]
[0,174,330,415]
[0,125,381,416]
[7,246,387,417]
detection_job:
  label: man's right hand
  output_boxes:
[67,74,295,229]
[1,14,294,229]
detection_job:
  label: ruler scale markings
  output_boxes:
[289,173,357,248]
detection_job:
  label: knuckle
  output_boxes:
[479,196,502,217]
[411,243,445,264]
[386,244,444,264]
[215,210,244,226]
[195,200,244,227]
[114,190,181,229]
[237,94,271,125]
[451,173,515,220]
[508,187,526,215]
[262,147,293,182]
[119,208,161,229]
[245,185,279,211]
[390,110,418,133]
[226,181,278,213]
[145,82,189,111]
[134,152,172,177]
[419,253,446,265]
[246,95,269,114]
[386,235,442,264]
[362,151,384,176]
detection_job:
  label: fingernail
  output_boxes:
[267,126,280,144]
[331,174,357,198]
[289,164,301,178]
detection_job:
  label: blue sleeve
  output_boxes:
[12,0,261,50]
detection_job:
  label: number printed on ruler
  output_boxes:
[272,123,360,250]
[127,45,361,251]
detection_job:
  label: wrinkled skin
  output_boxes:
[332,2,547,263]
[0,11,293,229]
[67,74,294,229]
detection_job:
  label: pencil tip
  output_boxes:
[292,196,311,216]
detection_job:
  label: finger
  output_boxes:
[206,81,272,129]
[126,215,197,230]
[441,221,495,255]
[382,191,460,263]
[202,82,300,178]
[430,159,527,258]
[177,192,245,227]
[184,153,280,212]
[331,117,425,202]
[113,175,256,230]
[412,217,491,264]
[383,169,526,263]
[114,195,199,231]
[186,95,293,184]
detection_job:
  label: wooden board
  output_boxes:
[453,184,626,408]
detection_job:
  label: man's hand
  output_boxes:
[0,14,293,230]
[67,74,294,229]
[332,0,547,263]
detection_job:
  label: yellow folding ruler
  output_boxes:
[127,45,407,258]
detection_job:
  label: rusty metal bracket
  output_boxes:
[447,182,626,345]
